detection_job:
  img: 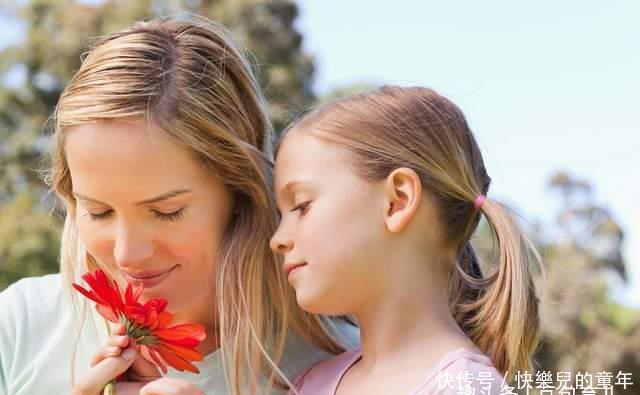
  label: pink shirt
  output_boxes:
[288,348,507,395]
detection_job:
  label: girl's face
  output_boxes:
[270,132,386,314]
[66,118,234,316]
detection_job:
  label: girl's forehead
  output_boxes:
[274,132,359,190]
[276,133,335,173]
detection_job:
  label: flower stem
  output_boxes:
[104,379,116,395]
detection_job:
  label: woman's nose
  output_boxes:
[270,227,294,254]
[113,223,155,268]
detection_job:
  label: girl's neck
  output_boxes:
[353,256,476,369]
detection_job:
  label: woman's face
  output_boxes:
[65,118,234,316]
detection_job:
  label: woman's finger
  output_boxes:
[89,331,131,367]
[72,346,138,395]
[89,346,122,367]
[112,323,126,336]
[116,323,126,335]
[106,334,130,348]
[127,351,162,382]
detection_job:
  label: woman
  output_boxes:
[0,16,357,395]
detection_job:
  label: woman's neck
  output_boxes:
[170,292,221,356]
[197,327,221,355]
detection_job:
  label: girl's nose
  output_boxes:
[270,228,294,254]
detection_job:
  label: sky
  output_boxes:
[296,0,640,306]
[0,1,638,305]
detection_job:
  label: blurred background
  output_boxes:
[0,0,638,390]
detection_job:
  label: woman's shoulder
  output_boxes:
[0,273,65,321]
[0,274,70,349]
[278,317,360,380]
[1,272,63,295]
[322,316,360,349]
[0,274,80,395]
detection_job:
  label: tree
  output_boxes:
[534,171,637,389]
[0,190,60,289]
[314,82,379,106]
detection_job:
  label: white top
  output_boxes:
[0,274,359,395]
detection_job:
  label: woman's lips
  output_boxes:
[123,265,178,289]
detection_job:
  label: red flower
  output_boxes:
[72,269,124,322]
[73,269,206,374]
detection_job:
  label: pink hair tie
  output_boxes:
[474,194,486,210]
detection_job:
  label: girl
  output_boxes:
[0,17,357,395]
[271,86,542,394]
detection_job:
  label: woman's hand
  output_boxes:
[70,339,139,395]
[70,323,162,395]
[102,323,163,382]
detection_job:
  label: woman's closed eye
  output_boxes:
[85,208,187,222]
[85,210,112,222]
[154,208,186,222]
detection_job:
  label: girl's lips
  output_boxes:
[283,262,307,281]
[124,265,178,289]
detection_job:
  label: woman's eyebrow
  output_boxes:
[72,189,193,206]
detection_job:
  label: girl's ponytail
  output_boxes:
[449,242,484,335]
[452,197,542,376]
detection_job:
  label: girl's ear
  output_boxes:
[382,167,422,233]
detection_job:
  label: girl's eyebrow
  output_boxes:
[72,189,193,206]
[279,180,313,196]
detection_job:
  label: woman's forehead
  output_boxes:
[66,120,185,166]
[65,120,217,201]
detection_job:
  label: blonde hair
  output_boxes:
[46,16,344,394]
[281,85,542,375]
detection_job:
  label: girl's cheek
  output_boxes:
[299,208,331,252]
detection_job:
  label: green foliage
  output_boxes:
[0,189,61,289]
[477,171,639,382]
[314,83,379,106]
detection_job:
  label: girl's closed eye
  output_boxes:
[290,201,311,215]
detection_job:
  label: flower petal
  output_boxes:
[141,345,168,374]
[156,311,173,329]
[154,344,200,373]
[159,342,204,362]
[95,304,119,323]
[154,323,206,341]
